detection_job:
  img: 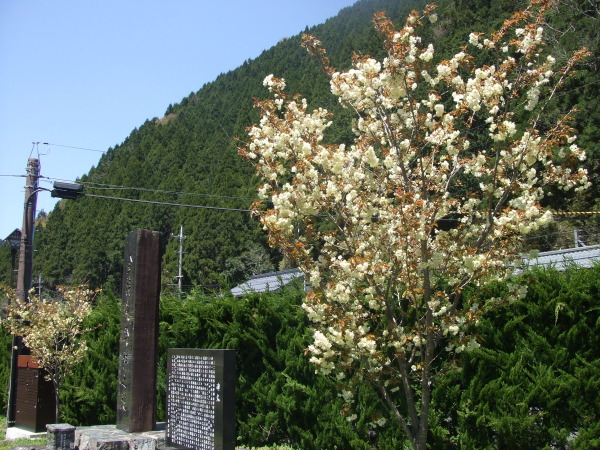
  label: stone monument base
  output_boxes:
[75,424,166,450]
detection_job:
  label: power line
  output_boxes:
[43,142,105,153]
[39,176,259,202]
[69,191,600,222]
[39,175,600,217]
[84,193,252,212]
[85,184,258,201]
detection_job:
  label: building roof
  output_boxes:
[231,245,598,297]
[231,268,304,297]
[522,244,600,271]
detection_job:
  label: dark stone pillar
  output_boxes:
[116,229,161,433]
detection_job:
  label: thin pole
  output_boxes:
[177,225,184,298]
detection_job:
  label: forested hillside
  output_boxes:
[24,0,599,291]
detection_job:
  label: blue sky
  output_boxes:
[0,0,357,239]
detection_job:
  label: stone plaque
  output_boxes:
[166,349,236,450]
[46,423,75,450]
[116,229,161,433]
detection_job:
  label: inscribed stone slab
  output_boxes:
[166,349,236,450]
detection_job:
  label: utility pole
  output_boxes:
[7,158,40,427]
[5,170,82,431]
[16,158,40,303]
[174,225,185,299]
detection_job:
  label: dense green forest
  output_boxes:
[0,0,595,291]
[1,266,598,448]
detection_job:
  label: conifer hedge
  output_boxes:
[60,286,390,448]
[0,324,10,414]
[430,264,600,449]
[2,264,598,448]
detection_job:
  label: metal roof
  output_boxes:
[231,245,598,297]
[522,244,600,271]
[231,268,304,297]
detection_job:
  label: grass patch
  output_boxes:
[0,437,46,450]
[0,416,46,450]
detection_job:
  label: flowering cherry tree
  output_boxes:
[241,1,589,447]
[2,285,97,420]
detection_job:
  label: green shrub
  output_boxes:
[0,328,11,415]
[59,286,391,448]
[55,265,600,448]
[157,287,382,449]
[431,265,600,449]
[60,290,121,425]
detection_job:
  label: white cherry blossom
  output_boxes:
[241,1,589,448]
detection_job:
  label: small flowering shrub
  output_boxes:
[2,285,97,420]
[242,1,589,448]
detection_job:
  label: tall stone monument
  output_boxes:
[116,229,161,433]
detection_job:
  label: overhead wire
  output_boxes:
[37,175,256,212]
[84,193,252,212]
[39,176,260,203]
[36,175,600,218]
[84,183,258,201]
[42,142,105,153]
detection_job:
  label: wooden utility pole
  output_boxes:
[7,158,40,427]
[16,158,40,302]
